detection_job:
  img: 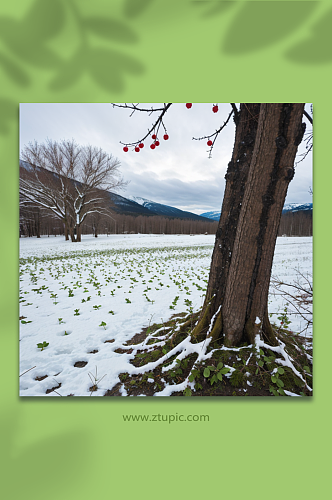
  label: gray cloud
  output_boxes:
[125,171,225,213]
[20,103,312,214]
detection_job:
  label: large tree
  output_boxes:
[20,139,125,242]
[113,103,310,349]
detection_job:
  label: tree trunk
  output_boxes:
[193,103,305,348]
[193,103,261,340]
[64,212,70,241]
[76,223,82,242]
[35,211,41,238]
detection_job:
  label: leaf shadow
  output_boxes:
[1,409,91,500]
[191,0,236,19]
[0,0,65,69]
[123,0,155,18]
[0,0,145,95]
[221,1,318,55]
[285,6,332,64]
[0,99,17,135]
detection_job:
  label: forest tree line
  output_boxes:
[20,205,312,238]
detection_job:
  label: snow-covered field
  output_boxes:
[19,234,312,396]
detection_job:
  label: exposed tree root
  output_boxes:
[103,309,312,397]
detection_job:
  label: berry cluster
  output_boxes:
[123,133,169,153]
[123,104,219,153]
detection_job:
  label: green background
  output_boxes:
[1,1,329,498]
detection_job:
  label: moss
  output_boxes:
[209,311,223,342]
[230,369,245,387]
[244,318,256,345]
[191,298,214,340]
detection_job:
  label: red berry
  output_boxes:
[139,143,144,148]
[163,134,169,140]
[212,105,218,113]
[207,140,213,146]
[152,134,156,139]
[155,141,160,146]
[123,146,128,152]
[186,103,192,109]
[150,144,155,149]
[135,147,140,152]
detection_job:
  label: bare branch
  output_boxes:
[303,110,313,125]
[114,103,173,149]
[270,269,312,335]
[192,109,234,158]
[231,103,239,118]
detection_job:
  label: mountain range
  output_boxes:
[200,202,313,221]
[107,192,213,221]
[20,160,312,222]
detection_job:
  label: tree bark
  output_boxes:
[193,103,261,340]
[193,103,305,348]
[223,103,305,346]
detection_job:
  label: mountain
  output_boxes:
[107,192,156,216]
[125,195,211,221]
[282,203,312,213]
[200,211,221,221]
[108,193,212,221]
[20,160,213,222]
[201,202,312,221]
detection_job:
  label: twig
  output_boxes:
[19,366,36,377]
[112,103,173,148]
[192,109,234,158]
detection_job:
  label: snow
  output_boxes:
[19,234,312,396]
[127,195,153,206]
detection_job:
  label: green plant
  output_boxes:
[169,295,179,310]
[269,367,286,396]
[58,318,65,324]
[203,362,230,385]
[74,308,80,316]
[37,341,49,351]
[99,321,107,329]
[277,305,291,330]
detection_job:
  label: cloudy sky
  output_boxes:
[19,103,312,215]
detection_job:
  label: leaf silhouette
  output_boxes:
[285,7,332,64]
[88,47,144,92]
[0,52,30,87]
[192,0,236,19]
[84,17,138,43]
[0,98,17,135]
[123,0,154,18]
[22,0,65,42]
[49,49,85,91]
[0,18,61,68]
[222,1,317,55]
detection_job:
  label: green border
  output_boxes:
[1,1,330,499]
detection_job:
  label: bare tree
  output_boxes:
[20,139,125,242]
